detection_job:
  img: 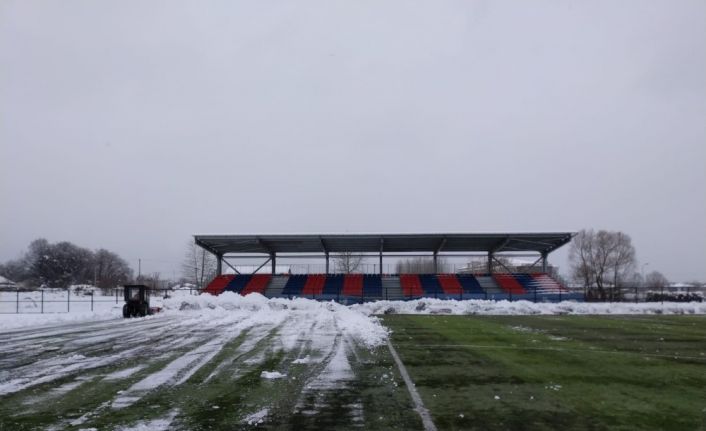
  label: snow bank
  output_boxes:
[0,309,121,331]
[161,292,389,348]
[352,299,706,316]
[4,294,703,335]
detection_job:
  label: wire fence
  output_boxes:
[0,288,200,314]
[1,286,703,314]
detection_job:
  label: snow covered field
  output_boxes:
[1,293,705,429]
[0,294,392,430]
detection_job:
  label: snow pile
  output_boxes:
[243,408,269,425]
[352,299,706,316]
[161,293,389,348]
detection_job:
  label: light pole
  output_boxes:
[640,262,649,302]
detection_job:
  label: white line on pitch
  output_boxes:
[387,340,437,431]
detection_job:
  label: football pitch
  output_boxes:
[0,312,705,430]
[384,314,706,431]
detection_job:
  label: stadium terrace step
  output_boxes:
[475,275,503,295]
[202,275,234,295]
[399,274,424,297]
[531,273,567,293]
[241,274,272,295]
[265,276,289,297]
[383,276,403,300]
[493,274,527,295]
[202,273,575,302]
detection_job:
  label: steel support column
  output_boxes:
[541,251,548,273]
[487,252,493,274]
[433,252,438,274]
[379,239,384,276]
[216,253,223,276]
[271,253,276,275]
[325,252,330,274]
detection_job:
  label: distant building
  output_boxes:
[0,275,17,290]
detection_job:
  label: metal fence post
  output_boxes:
[661,285,664,304]
[115,288,118,304]
[91,292,94,311]
[41,290,44,314]
[67,288,70,312]
[16,289,19,313]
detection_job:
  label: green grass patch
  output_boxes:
[383,315,706,431]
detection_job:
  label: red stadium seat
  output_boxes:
[437,274,463,295]
[400,274,424,297]
[493,274,526,294]
[342,274,363,296]
[241,274,272,295]
[202,275,235,295]
[302,274,326,295]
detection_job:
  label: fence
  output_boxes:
[1,286,703,314]
[576,286,705,304]
[0,287,200,314]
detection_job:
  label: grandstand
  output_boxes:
[196,233,581,302]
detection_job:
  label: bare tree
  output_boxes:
[1,238,134,289]
[645,271,669,289]
[333,251,364,274]
[137,272,167,289]
[93,249,133,291]
[569,229,637,300]
[181,241,217,289]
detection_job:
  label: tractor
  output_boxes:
[122,284,160,318]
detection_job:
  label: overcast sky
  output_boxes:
[1,0,704,281]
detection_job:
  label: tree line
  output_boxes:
[0,239,133,289]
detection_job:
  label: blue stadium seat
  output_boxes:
[419,274,444,296]
[223,275,252,293]
[282,275,308,296]
[323,274,344,296]
[514,274,539,291]
[362,275,382,297]
[456,275,485,294]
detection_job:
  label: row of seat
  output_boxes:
[203,274,272,296]
[283,274,383,297]
[203,273,567,297]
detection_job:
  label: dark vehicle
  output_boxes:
[122,284,159,318]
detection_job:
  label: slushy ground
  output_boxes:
[1,297,705,430]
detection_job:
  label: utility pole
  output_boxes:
[138,259,141,281]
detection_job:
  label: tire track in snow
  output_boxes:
[0,315,245,397]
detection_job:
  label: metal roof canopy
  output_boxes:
[194,232,575,256]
